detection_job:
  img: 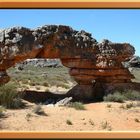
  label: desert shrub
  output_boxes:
[106,104,112,108]
[67,102,86,110]
[89,119,95,126]
[124,90,140,101]
[0,83,23,109]
[119,104,125,109]
[26,113,32,121]
[101,121,108,129]
[45,88,50,92]
[134,118,140,123]
[104,90,140,103]
[29,82,36,86]
[32,104,47,116]
[120,102,138,109]
[35,86,41,90]
[136,102,140,107]
[125,103,134,109]
[104,92,125,103]
[0,106,6,117]
[104,89,140,103]
[66,119,73,125]
[56,83,70,89]
[101,121,112,131]
[43,82,49,87]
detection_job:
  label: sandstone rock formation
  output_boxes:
[0,25,136,100]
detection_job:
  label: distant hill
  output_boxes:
[15,59,62,70]
[15,55,140,71]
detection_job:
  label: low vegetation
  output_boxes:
[104,90,140,103]
[66,119,73,125]
[125,103,134,109]
[32,104,47,116]
[67,102,86,110]
[0,83,24,109]
[25,113,32,121]
[120,102,140,110]
[134,118,140,123]
[101,121,112,131]
[104,92,125,103]
[0,106,6,118]
[8,66,75,89]
[106,104,112,108]
[119,104,126,109]
[123,90,140,101]
[89,119,95,126]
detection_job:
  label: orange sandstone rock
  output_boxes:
[0,25,136,100]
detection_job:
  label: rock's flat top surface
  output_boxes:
[0,25,135,59]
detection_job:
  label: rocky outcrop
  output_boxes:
[62,39,135,84]
[0,25,136,100]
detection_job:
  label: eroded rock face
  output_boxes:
[0,25,136,100]
[62,39,135,84]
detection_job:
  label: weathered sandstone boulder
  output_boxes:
[0,25,136,100]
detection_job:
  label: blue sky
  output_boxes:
[0,9,140,55]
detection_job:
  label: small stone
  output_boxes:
[46,104,54,107]
[55,97,73,106]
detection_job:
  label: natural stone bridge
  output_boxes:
[0,25,137,100]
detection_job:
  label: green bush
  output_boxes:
[67,102,86,110]
[106,104,112,108]
[124,90,140,101]
[101,121,112,131]
[32,104,47,116]
[104,90,140,103]
[89,119,95,126]
[0,106,6,117]
[104,92,125,103]
[134,118,140,123]
[0,83,23,109]
[125,103,134,109]
[66,119,73,125]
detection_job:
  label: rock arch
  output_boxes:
[0,25,136,100]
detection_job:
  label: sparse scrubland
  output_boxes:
[8,66,74,89]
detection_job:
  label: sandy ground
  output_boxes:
[0,100,140,131]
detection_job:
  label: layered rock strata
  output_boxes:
[0,25,136,100]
